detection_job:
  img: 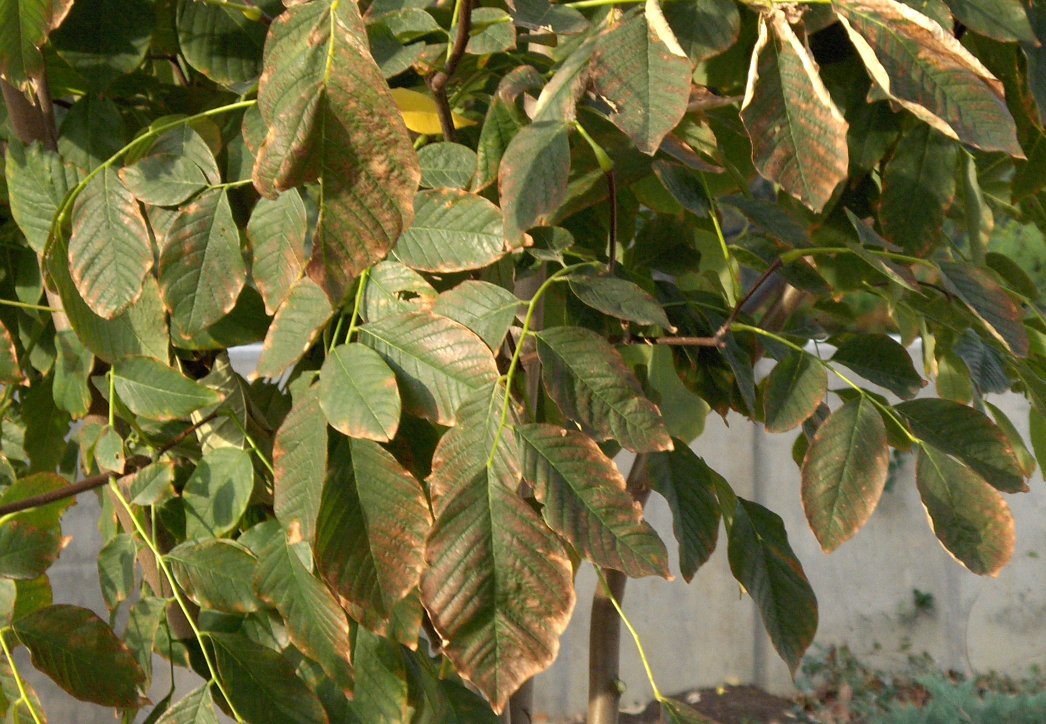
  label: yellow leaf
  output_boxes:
[390,88,476,135]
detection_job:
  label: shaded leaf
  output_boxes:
[113,356,222,421]
[52,330,92,418]
[939,261,1029,357]
[359,311,497,425]
[646,445,722,582]
[209,632,328,724]
[256,276,334,379]
[0,474,71,579]
[801,398,889,552]
[568,273,671,328]
[418,142,477,190]
[4,140,79,253]
[985,401,1036,479]
[119,138,210,207]
[404,647,500,724]
[472,65,542,192]
[348,627,411,722]
[69,167,152,319]
[663,0,738,64]
[319,343,401,441]
[843,209,921,292]
[129,460,176,506]
[835,0,1022,155]
[0,0,72,88]
[519,423,670,577]
[315,438,430,633]
[155,685,220,724]
[0,321,21,386]
[97,533,135,611]
[394,189,506,273]
[167,539,260,613]
[830,334,925,399]
[246,190,308,315]
[727,499,817,675]
[57,94,127,171]
[432,280,520,351]
[740,10,849,212]
[499,120,571,242]
[945,0,1034,43]
[662,697,717,723]
[50,0,152,89]
[895,398,1027,493]
[273,377,326,543]
[13,604,144,707]
[253,524,353,694]
[124,596,167,689]
[182,447,254,538]
[176,0,267,88]
[536,325,672,452]
[763,352,828,433]
[916,445,1015,576]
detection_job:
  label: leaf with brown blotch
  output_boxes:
[939,260,1030,358]
[740,10,849,212]
[0,0,74,92]
[834,0,1024,157]
[246,190,307,315]
[255,276,333,379]
[273,376,326,544]
[253,0,419,302]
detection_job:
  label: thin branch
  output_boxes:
[651,336,726,348]
[728,257,782,326]
[0,412,219,518]
[427,0,473,141]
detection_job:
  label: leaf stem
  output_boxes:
[344,267,370,344]
[778,246,934,268]
[108,481,246,722]
[207,179,255,192]
[108,368,116,428]
[0,298,60,313]
[0,627,43,724]
[697,171,739,303]
[224,412,275,476]
[594,567,663,702]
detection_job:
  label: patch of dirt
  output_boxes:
[619,685,795,723]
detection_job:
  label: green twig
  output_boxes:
[224,413,275,476]
[0,298,60,313]
[0,628,43,724]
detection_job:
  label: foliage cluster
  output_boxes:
[0,0,1043,721]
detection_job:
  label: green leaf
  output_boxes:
[422,422,574,713]
[13,604,145,707]
[830,334,925,399]
[393,189,506,273]
[661,697,717,723]
[67,167,152,319]
[319,343,401,441]
[646,445,722,582]
[763,352,828,433]
[113,356,223,421]
[536,325,672,452]
[662,0,738,64]
[253,524,354,694]
[418,142,477,189]
[727,499,817,675]
[835,0,1022,156]
[895,398,1027,493]
[644,345,708,443]
[945,0,1035,43]
[209,632,328,724]
[182,447,254,538]
[246,190,308,315]
[97,533,136,611]
[915,445,1015,576]
[568,273,671,328]
[519,423,669,577]
[167,539,260,613]
[651,160,710,217]
[0,474,71,579]
[256,276,334,379]
[158,189,247,336]
[0,321,22,386]
[0,0,72,91]
[467,7,515,55]
[129,460,176,506]
[404,647,501,724]
[315,437,430,634]
[57,94,128,171]
[23,378,69,473]
[984,401,1036,479]
[589,5,692,155]
[176,0,267,88]
[362,260,437,322]
[50,0,152,89]
[843,209,921,292]
[1030,407,1046,478]
[4,140,79,253]
[94,426,125,474]
[740,10,849,211]
[119,142,210,207]
[472,66,541,192]
[801,398,889,552]
[155,686,220,724]
[939,261,1029,357]
[359,311,498,425]
[273,377,326,543]
[53,330,93,418]
[124,596,167,689]
[499,120,571,242]
[879,123,958,256]
[432,281,520,351]
[253,0,419,301]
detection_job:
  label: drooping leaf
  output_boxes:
[662,0,738,64]
[727,499,817,676]
[315,438,430,633]
[432,281,520,351]
[319,343,401,441]
[209,632,328,724]
[646,445,722,582]
[167,539,260,614]
[255,276,334,379]
[740,10,849,212]
[176,0,268,88]
[404,646,501,724]
[246,190,308,315]
[155,685,220,724]
[359,311,498,425]
[801,397,889,552]
[536,325,672,452]
[253,0,419,301]
[762,352,828,433]
[4,140,79,253]
[499,120,571,242]
[661,697,717,724]
[643,345,709,444]
[362,260,437,322]
[113,356,223,421]
[13,604,145,707]
[568,273,672,328]
[984,401,1036,479]
[830,334,925,399]
[895,398,1027,493]
[124,596,167,689]
[49,0,153,89]
[159,189,247,337]
[97,533,136,611]
[393,189,506,273]
[68,167,152,319]
[349,627,412,722]
[182,447,254,538]
[52,330,92,418]
[472,65,542,192]
[939,261,1029,357]
[589,3,692,155]
[273,377,326,543]
[0,0,73,91]
[418,142,477,190]
[915,445,1015,576]
[519,423,669,577]
[834,0,1022,156]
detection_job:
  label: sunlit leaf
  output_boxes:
[319,343,401,441]
[393,189,506,273]
[52,330,92,418]
[0,0,73,91]
[4,140,79,253]
[246,190,308,315]
[499,120,571,242]
[568,273,671,328]
[390,87,476,135]
[167,539,260,614]
[418,142,477,190]
[273,376,326,543]
[763,352,828,433]
[362,260,437,322]
[256,276,334,379]
[432,281,520,352]
[113,356,222,421]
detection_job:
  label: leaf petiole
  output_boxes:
[0,627,43,724]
